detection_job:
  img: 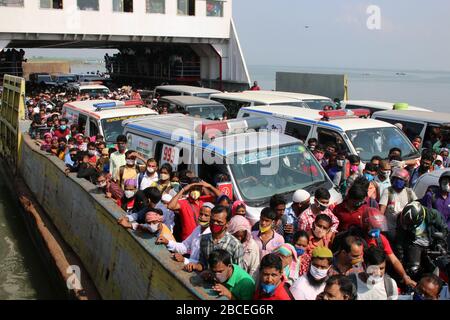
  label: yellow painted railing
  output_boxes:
[0,74,25,173]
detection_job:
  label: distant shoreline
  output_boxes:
[27,57,103,64]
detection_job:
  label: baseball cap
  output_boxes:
[312,246,333,259]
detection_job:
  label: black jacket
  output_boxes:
[394,207,448,261]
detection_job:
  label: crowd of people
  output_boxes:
[22,85,450,301]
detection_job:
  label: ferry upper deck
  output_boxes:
[0,0,250,90]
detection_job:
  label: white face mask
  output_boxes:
[381,170,391,178]
[79,143,87,151]
[126,159,135,166]
[160,173,170,181]
[124,190,135,199]
[366,274,384,289]
[143,223,159,233]
[310,265,329,280]
[441,183,450,193]
[149,223,159,233]
[336,160,345,167]
[98,181,107,188]
[147,167,155,174]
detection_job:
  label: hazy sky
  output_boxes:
[25,0,450,71]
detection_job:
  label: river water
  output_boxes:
[0,176,60,299]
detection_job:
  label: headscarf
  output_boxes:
[227,215,252,248]
[231,200,246,216]
[124,179,137,188]
[274,243,299,285]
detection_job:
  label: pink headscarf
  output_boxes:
[124,179,137,188]
[274,243,299,282]
[231,200,247,216]
[227,215,252,248]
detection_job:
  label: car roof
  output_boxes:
[373,110,450,123]
[343,100,431,112]
[78,84,109,90]
[160,96,224,107]
[241,105,397,132]
[63,100,158,119]
[245,90,331,101]
[210,92,303,104]
[155,85,220,95]
[123,114,299,156]
[413,168,450,199]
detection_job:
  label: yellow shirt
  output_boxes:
[160,224,176,242]
[120,166,138,189]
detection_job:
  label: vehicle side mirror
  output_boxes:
[432,232,445,241]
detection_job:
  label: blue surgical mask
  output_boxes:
[261,283,276,295]
[369,228,381,238]
[364,173,374,182]
[60,125,67,131]
[392,178,406,190]
[295,248,305,256]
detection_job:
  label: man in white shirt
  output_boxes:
[290,246,333,300]
[109,134,128,182]
[138,158,159,190]
[379,168,417,239]
[158,203,214,265]
[352,246,398,300]
[375,160,392,197]
[159,193,175,232]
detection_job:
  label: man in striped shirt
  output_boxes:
[186,205,244,272]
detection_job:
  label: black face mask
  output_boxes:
[70,155,77,162]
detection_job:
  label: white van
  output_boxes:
[247,90,334,110]
[62,100,158,145]
[210,92,307,118]
[372,110,450,148]
[67,83,111,98]
[341,100,431,115]
[122,114,342,224]
[237,106,421,163]
[157,96,227,120]
[154,85,221,99]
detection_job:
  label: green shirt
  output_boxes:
[225,264,255,300]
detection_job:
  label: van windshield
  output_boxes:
[347,127,419,162]
[186,105,227,120]
[303,100,335,110]
[81,88,110,97]
[228,144,329,207]
[101,115,149,143]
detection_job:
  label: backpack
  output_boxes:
[349,273,395,298]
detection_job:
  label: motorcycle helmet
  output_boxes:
[362,207,388,232]
[400,201,425,230]
[391,168,410,181]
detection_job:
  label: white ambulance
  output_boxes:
[62,99,158,145]
[122,114,342,224]
[237,106,421,164]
